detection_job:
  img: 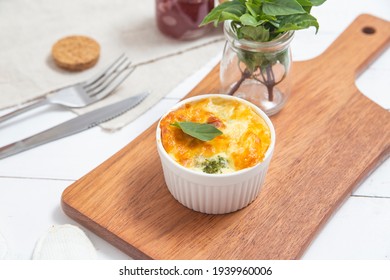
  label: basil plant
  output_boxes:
[201,0,326,102]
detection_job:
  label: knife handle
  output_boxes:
[0,141,29,160]
[0,130,57,160]
[0,120,82,160]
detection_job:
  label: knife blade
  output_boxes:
[0,92,149,160]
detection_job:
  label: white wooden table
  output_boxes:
[0,0,389,260]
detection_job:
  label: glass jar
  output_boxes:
[220,21,294,116]
[156,0,215,40]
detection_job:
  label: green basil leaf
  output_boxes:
[296,0,313,6]
[220,11,242,22]
[240,25,270,41]
[310,0,326,6]
[240,14,260,27]
[245,2,262,17]
[276,13,319,33]
[262,0,306,16]
[171,122,223,141]
[200,1,246,26]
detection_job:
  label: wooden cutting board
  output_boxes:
[62,14,390,259]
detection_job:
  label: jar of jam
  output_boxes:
[156,0,215,40]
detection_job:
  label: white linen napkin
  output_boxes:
[0,0,224,131]
[32,224,96,260]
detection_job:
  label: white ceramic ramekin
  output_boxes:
[156,94,275,214]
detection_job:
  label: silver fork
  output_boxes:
[0,54,135,124]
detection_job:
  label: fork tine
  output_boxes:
[86,59,133,97]
[88,66,136,100]
[84,53,127,87]
[85,57,131,93]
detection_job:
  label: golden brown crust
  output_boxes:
[51,35,100,71]
[160,97,271,171]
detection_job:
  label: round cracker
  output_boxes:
[52,35,100,71]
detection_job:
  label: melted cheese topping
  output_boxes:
[160,97,271,173]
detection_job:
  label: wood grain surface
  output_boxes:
[62,14,390,259]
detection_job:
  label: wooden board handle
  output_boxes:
[319,14,390,80]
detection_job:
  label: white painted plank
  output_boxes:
[303,196,390,259]
[0,177,130,260]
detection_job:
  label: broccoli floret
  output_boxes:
[201,156,227,174]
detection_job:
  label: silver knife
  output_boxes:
[0,92,149,160]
